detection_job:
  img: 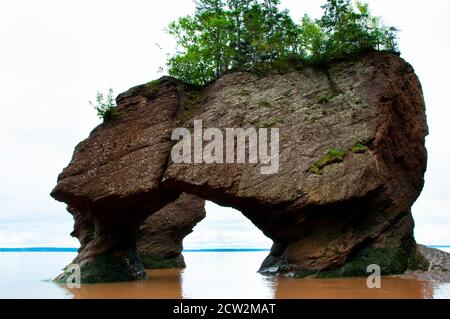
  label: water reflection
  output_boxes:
[64,268,443,300]
[272,277,435,299]
[62,252,450,299]
[66,269,182,299]
[180,252,275,299]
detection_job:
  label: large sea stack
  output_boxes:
[52,52,429,283]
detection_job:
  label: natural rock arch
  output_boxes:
[52,52,429,283]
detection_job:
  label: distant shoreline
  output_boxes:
[0,247,449,252]
[0,247,272,253]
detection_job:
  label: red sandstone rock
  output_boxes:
[51,52,428,282]
[137,193,205,269]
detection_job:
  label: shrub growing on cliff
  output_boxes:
[90,89,118,122]
[165,0,399,85]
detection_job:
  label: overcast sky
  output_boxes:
[0,0,449,249]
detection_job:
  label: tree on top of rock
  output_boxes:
[165,0,399,85]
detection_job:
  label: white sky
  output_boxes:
[0,0,449,248]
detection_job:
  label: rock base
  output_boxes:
[55,252,147,284]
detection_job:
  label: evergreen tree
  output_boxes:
[165,0,400,85]
[227,0,254,66]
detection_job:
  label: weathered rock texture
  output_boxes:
[51,52,428,282]
[397,245,450,283]
[137,193,205,269]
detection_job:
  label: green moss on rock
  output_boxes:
[314,235,426,278]
[260,99,273,108]
[407,247,430,271]
[179,90,204,124]
[239,89,252,96]
[55,254,147,284]
[309,148,347,175]
[294,269,316,279]
[351,143,369,154]
[318,95,332,104]
[146,79,160,89]
[259,117,284,128]
[141,255,185,269]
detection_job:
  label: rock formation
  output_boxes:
[137,193,205,269]
[51,51,428,283]
[398,245,450,283]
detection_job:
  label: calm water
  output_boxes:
[0,250,449,299]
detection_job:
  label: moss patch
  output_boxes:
[260,99,273,108]
[309,148,347,175]
[314,235,425,278]
[294,269,316,279]
[351,143,369,154]
[318,95,332,104]
[179,90,203,124]
[407,248,430,271]
[55,255,141,284]
[317,91,343,104]
[259,117,284,128]
[146,79,160,89]
[318,246,406,278]
[239,89,252,96]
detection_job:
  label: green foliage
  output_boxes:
[90,88,118,122]
[351,143,368,153]
[166,0,399,85]
[318,0,399,60]
[146,79,160,89]
[318,94,332,104]
[310,148,347,175]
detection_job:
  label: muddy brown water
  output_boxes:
[65,268,443,299]
[1,251,449,299]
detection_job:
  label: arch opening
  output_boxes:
[183,201,273,251]
[180,201,275,298]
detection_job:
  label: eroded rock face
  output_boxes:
[51,52,428,282]
[137,193,205,269]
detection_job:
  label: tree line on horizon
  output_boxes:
[166,0,399,85]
